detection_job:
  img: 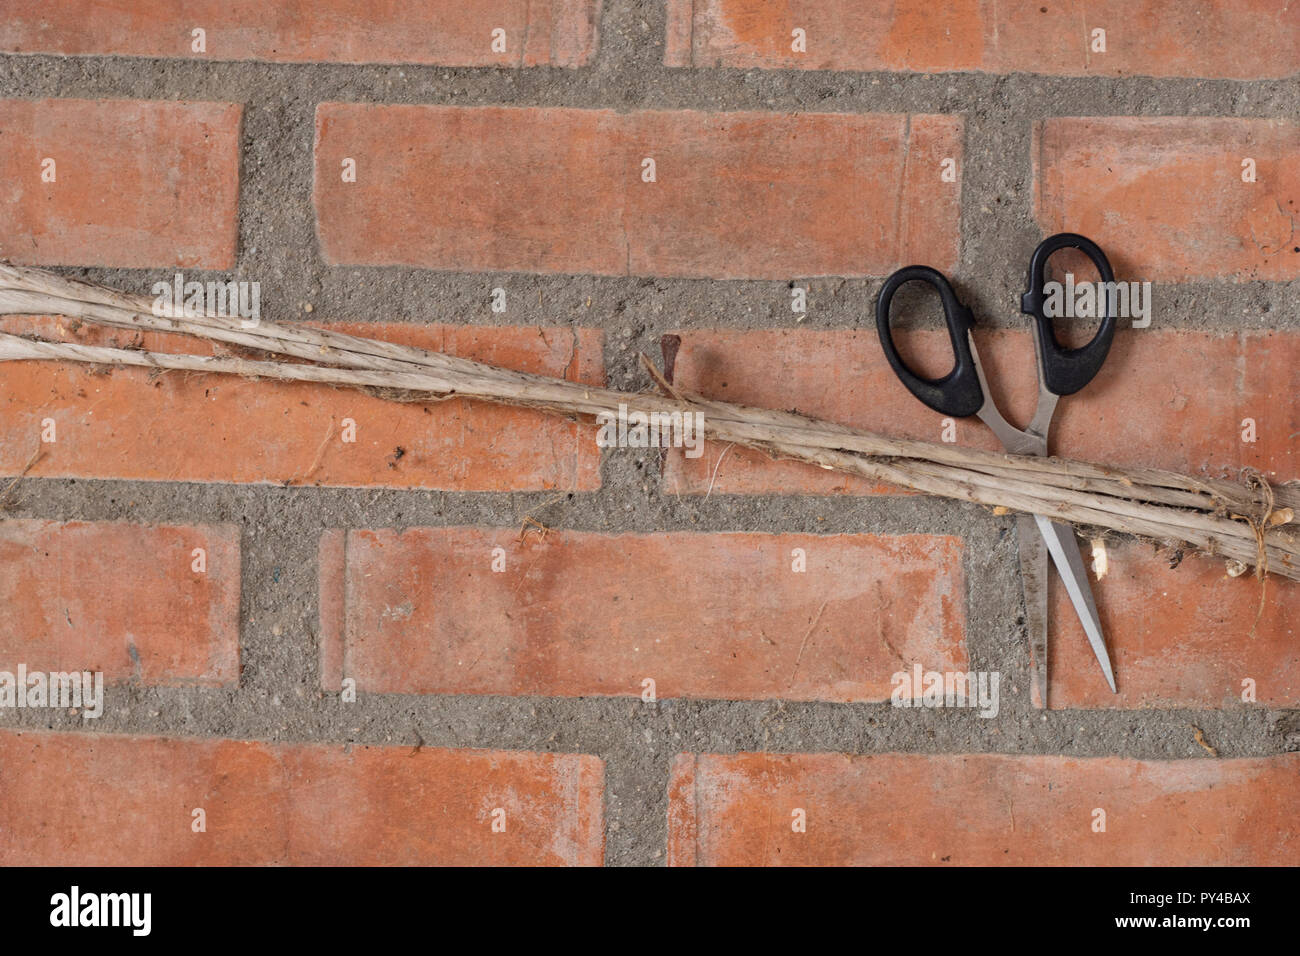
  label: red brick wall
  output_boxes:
[0,1,1296,866]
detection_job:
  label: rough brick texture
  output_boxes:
[0,730,604,865]
[1036,117,1300,282]
[315,105,963,278]
[668,752,1300,865]
[2,0,1297,871]
[0,316,603,491]
[320,527,966,702]
[0,98,241,269]
[666,0,1300,79]
[1043,541,1299,709]
[665,329,1300,494]
[0,0,601,67]
[0,519,240,685]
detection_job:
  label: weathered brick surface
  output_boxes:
[664,329,1299,494]
[668,752,1300,865]
[0,0,601,67]
[666,0,1300,79]
[1035,117,1300,282]
[0,730,605,865]
[1043,541,1299,709]
[0,98,241,269]
[2,0,1297,870]
[315,105,963,278]
[0,316,603,491]
[0,519,240,685]
[320,526,966,702]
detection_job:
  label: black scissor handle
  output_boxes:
[1020,233,1117,397]
[875,266,985,418]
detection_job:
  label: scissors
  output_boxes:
[875,233,1119,706]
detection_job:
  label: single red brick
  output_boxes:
[0,730,604,865]
[666,0,1300,79]
[0,0,600,67]
[1035,117,1300,281]
[319,527,966,702]
[0,519,239,685]
[664,329,969,496]
[1043,540,1299,709]
[314,105,962,278]
[664,329,1299,494]
[665,0,984,71]
[0,98,241,269]
[668,751,1300,865]
[0,316,603,491]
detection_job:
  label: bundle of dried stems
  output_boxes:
[0,262,1296,582]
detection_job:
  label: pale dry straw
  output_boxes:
[0,262,1295,581]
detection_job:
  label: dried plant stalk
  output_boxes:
[0,262,1296,581]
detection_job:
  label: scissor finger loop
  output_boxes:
[874,233,1122,701]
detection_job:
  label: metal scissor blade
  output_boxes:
[1015,514,1050,709]
[1032,515,1118,693]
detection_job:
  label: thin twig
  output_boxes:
[0,445,43,508]
[301,419,335,483]
[789,601,829,688]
